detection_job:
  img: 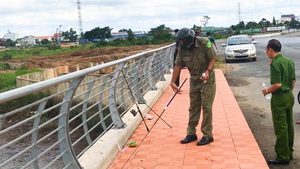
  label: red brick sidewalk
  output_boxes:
[108,69,269,169]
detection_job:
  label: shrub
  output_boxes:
[1,53,13,60]
[0,63,10,70]
[46,44,61,50]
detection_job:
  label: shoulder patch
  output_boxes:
[206,41,212,48]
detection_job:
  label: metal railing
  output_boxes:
[0,43,175,169]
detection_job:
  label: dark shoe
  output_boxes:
[268,159,289,165]
[196,136,214,146]
[180,135,197,144]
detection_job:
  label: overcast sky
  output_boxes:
[1,0,299,38]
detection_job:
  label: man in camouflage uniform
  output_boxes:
[170,28,217,146]
[194,26,202,37]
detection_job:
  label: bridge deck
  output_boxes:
[108,69,269,169]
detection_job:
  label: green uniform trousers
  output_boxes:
[187,75,216,137]
[271,92,294,161]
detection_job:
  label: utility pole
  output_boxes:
[77,0,83,39]
[238,2,241,23]
[56,25,62,44]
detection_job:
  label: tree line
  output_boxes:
[2,16,299,48]
[230,17,300,31]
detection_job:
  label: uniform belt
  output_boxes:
[272,90,290,95]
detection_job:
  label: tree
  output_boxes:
[0,40,5,47]
[5,39,15,47]
[201,16,210,27]
[259,18,271,27]
[284,21,290,25]
[127,29,135,42]
[272,16,276,26]
[245,21,259,29]
[238,21,245,29]
[289,19,300,29]
[41,39,51,45]
[118,29,128,32]
[83,26,112,40]
[148,24,172,42]
[62,28,77,42]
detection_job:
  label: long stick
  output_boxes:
[121,71,174,129]
[150,77,187,130]
[121,77,188,169]
[121,71,150,132]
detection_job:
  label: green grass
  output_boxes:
[0,44,94,60]
[0,69,41,92]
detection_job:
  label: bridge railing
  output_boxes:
[0,43,175,169]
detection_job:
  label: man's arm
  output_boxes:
[201,58,216,81]
[170,65,182,92]
[262,83,281,95]
[292,80,296,90]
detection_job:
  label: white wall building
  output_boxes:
[281,14,295,23]
[19,35,36,46]
[3,31,19,41]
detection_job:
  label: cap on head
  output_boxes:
[194,26,201,33]
[177,28,195,50]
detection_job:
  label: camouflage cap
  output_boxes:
[194,26,201,33]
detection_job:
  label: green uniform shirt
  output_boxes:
[270,54,296,92]
[175,37,217,80]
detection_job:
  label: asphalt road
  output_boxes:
[216,31,300,169]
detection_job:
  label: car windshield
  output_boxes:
[227,37,251,46]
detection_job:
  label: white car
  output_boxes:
[222,35,257,63]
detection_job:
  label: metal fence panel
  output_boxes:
[0,43,175,169]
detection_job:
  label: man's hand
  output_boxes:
[170,83,182,94]
[262,88,269,96]
[200,70,210,81]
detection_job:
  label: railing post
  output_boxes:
[31,99,48,169]
[148,53,157,90]
[133,56,146,104]
[164,47,173,74]
[58,77,84,169]
[109,63,126,129]
[157,52,166,81]
[98,75,110,131]
[81,80,96,145]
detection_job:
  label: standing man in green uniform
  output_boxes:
[170,28,217,146]
[206,32,218,53]
[262,39,296,165]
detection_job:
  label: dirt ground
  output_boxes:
[1,43,171,72]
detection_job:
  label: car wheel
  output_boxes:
[225,58,230,63]
[298,90,300,105]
